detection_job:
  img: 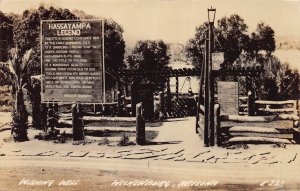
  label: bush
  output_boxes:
[34,130,59,141]
[117,133,134,146]
[98,137,110,145]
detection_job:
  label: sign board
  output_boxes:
[212,52,224,71]
[41,20,104,103]
[218,81,239,115]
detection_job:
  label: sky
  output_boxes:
[1,0,300,45]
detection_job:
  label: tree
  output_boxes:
[13,6,78,56]
[6,48,36,141]
[185,23,208,66]
[275,64,299,100]
[185,14,299,100]
[13,6,125,91]
[216,14,249,65]
[255,23,276,55]
[246,23,275,56]
[234,52,299,100]
[186,15,249,67]
[127,40,169,70]
[103,19,126,90]
[127,40,170,90]
[0,11,14,62]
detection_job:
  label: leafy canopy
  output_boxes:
[127,40,169,71]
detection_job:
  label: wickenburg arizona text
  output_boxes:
[0,0,300,190]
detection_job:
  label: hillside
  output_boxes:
[274,36,300,70]
[276,36,300,51]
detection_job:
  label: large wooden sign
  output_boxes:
[217,81,239,115]
[41,20,104,103]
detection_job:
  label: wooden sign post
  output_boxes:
[41,20,105,141]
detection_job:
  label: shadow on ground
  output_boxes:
[145,140,182,145]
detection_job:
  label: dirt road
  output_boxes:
[0,155,300,191]
[1,116,300,191]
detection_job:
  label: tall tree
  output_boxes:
[14,6,78,55]
[127,40,170,90]
[186,15,249,67]
[216,14,249,65]
[185,14,300,100]
[6,48,36,141]
[0,11,14,62]
[246,22,275,56]
[185,23,208,66]
[103,19,126,90]
[127,40,169,71]
[255,22,276,55]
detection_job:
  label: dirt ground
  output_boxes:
[0,114,300,191]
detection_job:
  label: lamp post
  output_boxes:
[204,7,216,146]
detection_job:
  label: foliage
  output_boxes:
[12,6,125,91]
[127,40,170,90]
[185,22,208,66]
[186,15,276,67]
[14,6,78,55]
[247,22,275,56]
[234,52,299,100]
[275,64,299,100]
[0,11,14,62]
[118,133,134,146]
[103,19,126,89]
[127,40,169,70]
[186,13,298,100]
[98,137,110,145]
[34,130,60,141]
[6,48,35,141]
[216,15,249,65]
[186,15,249,67]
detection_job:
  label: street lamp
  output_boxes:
[203,7,216,146]
[207,7,216,24]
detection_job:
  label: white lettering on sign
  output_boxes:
[42,20,104,102]
[57,30,80,36]
[218,81,239,115]
[48,22,91,30]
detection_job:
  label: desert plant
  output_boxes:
[98,137,110,145]
[118,133,134,146]
[7,47,35,141]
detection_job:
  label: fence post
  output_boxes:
[72,103,84,141]
[136,102,145,145]
[117,91,123,117]
[248,91,255,116]
[47,103,55,132]
[159,91,164,119]
[175,76,179,98]
[31,82,41,129]
[166,78,171,111]
[214,104,221,146]
[41,103,48,132]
